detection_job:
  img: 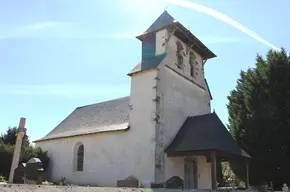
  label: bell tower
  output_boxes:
[127,11,216,183]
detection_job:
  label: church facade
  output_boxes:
[34,11,250,189]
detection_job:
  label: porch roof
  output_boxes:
[165,112,251,159]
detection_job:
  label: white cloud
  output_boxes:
[0,84,129,98]
[28,22,59,30]
[163,0,280,51]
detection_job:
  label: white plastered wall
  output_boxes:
[154,30,212,189]
[36,69,158,187]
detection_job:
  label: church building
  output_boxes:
[34,11,250,190]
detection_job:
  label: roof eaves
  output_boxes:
[127,53,167,76]
[127,68,155,76]
[34,123,130,143]
[175,23,216,59]
[136,26,170,41]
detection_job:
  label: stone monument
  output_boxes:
[24,158,44,184]
[282,183,289,192]
[13,163,26,184]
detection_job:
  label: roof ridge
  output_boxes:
[77,96,129,109]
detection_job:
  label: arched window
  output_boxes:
[190,63,194,77]
[189,52,195,77]
[176,41,184,69]
[77,144,84,171]
[177,54,184,69]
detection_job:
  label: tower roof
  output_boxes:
[136,11,216,59]
[145,11,176,33]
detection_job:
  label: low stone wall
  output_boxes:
[0,185,258,192]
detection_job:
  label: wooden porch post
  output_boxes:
[211,151,217,190]
[245,159,250,188]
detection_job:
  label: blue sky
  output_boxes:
[0,0,289,142]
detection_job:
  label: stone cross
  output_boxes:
[8,117,26,183]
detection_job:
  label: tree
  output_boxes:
[0,127,30,147]
[0,142,14,179]
[0,126,49,179]
[227,48,290,189]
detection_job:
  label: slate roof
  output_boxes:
[136,11,216,59]
[165,113,251,158]
[34,96,130,142]
[145,11,176,33]
[128,53,167,76]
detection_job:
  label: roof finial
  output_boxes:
[213,108,215,113]
[164,5,168,12]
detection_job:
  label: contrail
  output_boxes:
[163,0,280,51]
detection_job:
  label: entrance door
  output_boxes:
[184,158,198,189]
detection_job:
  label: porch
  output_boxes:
[165,113,251,190]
